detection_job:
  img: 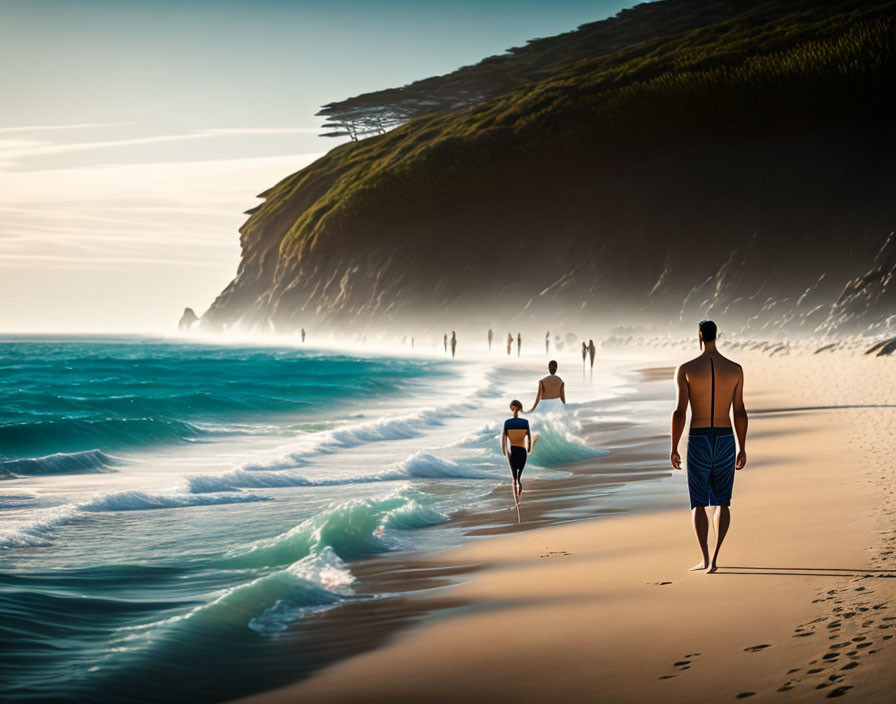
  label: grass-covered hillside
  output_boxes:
[204,0,896,337]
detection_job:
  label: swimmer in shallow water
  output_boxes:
[527,360,566,413]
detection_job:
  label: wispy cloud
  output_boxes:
[0,152,323,207]
[0,122,138,134]
[0,252,227,267]
[0,151,323,274]
[0,121,332,332]
[0,127,321,161]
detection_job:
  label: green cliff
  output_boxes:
[204,0,896,337]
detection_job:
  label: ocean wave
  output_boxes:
[0,417,207,460]
[184,469,316,493]
[528,416,604,467]
[80,490,272,512]
[247,548,356,636]
[449,422,501,448]
[223,490,447,568]
[186,451,494,494]
[236,406,457,473]
[384,451,495,480]
[0,492,39,510]
[0,504,81,548]
[0,449,118,479]
[106,548,356,656]
[0,489,270,550]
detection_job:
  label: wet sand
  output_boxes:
[233,348,896,703]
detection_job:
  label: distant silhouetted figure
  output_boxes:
[411,337,414,349]
[588,339,596,370]
[506,333,513,356]
[488,328,493,351]
[301,328,306,343]
[581,342,587,367]
[402,335,407,346]
[444,334,448,354]
[545,331,550,354]
[517,332,522,357]
[450,331,457,358]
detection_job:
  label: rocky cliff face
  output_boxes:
[202,0,896,339]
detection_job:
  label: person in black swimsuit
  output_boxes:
[502,400,534,504]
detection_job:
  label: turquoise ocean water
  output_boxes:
[0,336,609,703]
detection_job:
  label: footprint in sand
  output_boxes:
[744,644,772,652]
[826,685,853,698]
[661,652,701,678]
[735,693,756,699]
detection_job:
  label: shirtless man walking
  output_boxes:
[671,320,748,573]
[528,360,566,412]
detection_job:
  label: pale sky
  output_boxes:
[0,0,634,332]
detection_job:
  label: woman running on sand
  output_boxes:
[502,400,538,507]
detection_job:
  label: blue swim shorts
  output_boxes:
[686,427,736,509]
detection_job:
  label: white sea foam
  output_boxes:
[224,489,449,569]
[385,451,495,480]
[0,504,82,548]
[234,404,464,473]
[185,449,495,494]
[80,489,272,512]
[248,548,356,636]
[0,488,270,549]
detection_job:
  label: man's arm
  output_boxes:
[501,428,509,457]
[671,366,689,469]
[733,366,748,469]
[526,426,532,453]
[559,381,566,404]
[527,381,543,413]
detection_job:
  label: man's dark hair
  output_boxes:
[510,399,523,410]
[548,360,558,373]
[699,319,718,342]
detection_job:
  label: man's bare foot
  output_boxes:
[689,561,710,571]
[706,563,718,574]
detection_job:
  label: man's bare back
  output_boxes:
[678,353,743,429]
[540,374,564,398]
[528,361,565,412]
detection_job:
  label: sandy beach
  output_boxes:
[234,347,896,703]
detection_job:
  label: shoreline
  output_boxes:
[232,349,896,703]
